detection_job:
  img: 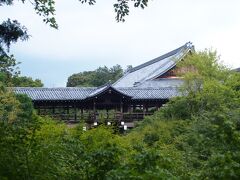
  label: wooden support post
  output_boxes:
[120,102,123,121]
[120,102,123,113]
[107,108,109,119]
[133,105,136,113]
[67,106,69,114]
[67,105,70,122]
[143,104,146,117]
[93,101,96,112]
[93,101,96,121]
[74,103,77,122]
[81,108,83,120]
[52,107,55,118]
[44,107,47,115]
[128,105,132,113]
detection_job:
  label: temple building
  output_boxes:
[14,42,194,128]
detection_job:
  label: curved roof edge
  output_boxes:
[86,84,132,99]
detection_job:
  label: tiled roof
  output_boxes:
[114,42,194,87]
[136,78,184,88]
[13,43,192,101]
[118,87,180,100]
[14,87,96,101]
[13,86,180,101]
[87,84,131,99]
[88,85,108,97]
[129,44,186,73]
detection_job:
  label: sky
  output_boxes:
[1,0,240,87]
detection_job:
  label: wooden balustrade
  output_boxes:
[40,112,154,124]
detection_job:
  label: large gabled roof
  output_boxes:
[114,42,194,88]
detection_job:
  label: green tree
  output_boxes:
[12,76,43,87]
[92,64,123,86]
[67,71,95,87]
[154,50,240,178]
[0,19,29,56]
[0,85,20,123]
[67,64,123,87]
[0,55,43,87]
[0,91,40,179]
[0,55,20,85]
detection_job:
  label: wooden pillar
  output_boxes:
[52,107,55,118]
[67,106,69,114]
[128,105,132,113]
[133,105,136,113]
[74,103,77,122]
[93,101,96,112]
[107,108,109,119]
[43,107,47,115]
[120,102,123,113]
[120,102,123,121]
[67,105,70,121]
[143,103,146,116]
[93,101,96,121]
[81,108,83,120]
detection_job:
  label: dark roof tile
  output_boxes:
[13,86,180,101]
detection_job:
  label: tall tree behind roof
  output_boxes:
[67,65,123,87]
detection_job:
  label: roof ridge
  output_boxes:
[128,42,191,73]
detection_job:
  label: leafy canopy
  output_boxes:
[67,64,123,87]
[0,55,43,87]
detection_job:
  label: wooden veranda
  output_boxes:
[34,98,167,128]
[14,85,175,129]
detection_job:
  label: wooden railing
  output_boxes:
[43,112,154,124]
